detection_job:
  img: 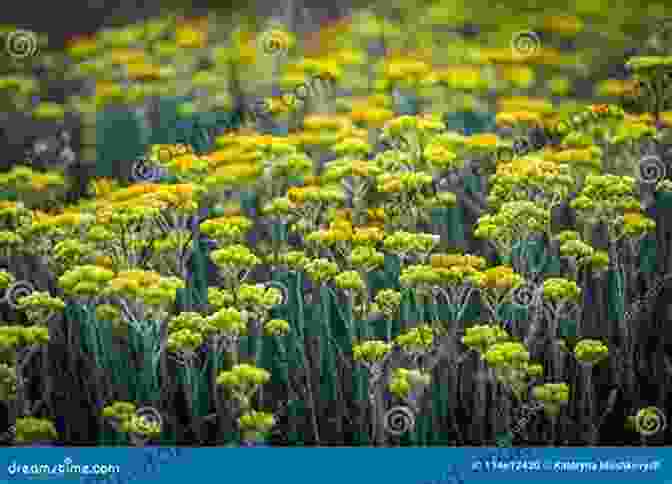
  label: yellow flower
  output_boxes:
[435,65,486,90]
[595,79,637,97]
[110,48,146,65]
[479,48,517,64]
[171,155,197,172]
[95,255,114,268]
[66,37,98,58]
[303,114,341,131]
[176,23,208,48]
[542,15,583,36]
[497,97,554,114]
[465,133,499,150]
[495,111,542,127]
[287,186,319,204]
[499,66,535,88]
[126,62,161,81]
[90,178,116,198]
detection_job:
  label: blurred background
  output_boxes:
[1,0,364,48]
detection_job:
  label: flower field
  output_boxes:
[1,0,672,447]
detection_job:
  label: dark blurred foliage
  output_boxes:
[2,0,372,49]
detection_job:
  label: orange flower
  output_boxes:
[589,104,610,115]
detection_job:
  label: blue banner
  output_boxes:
[0,448,666,483]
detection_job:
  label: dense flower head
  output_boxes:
[389,367,431,398]
[58,265,116,297]
[461,324,511,353]
[217,363,271,388]
[264,319,290,337]
[200,216,253,243]
[531,383,570,415]
[396,325,434,353]
[238,410,275,433]
[14,417,57,443]
[348,246,385,272]
[574,339,609,365]
[484,341,530,369]
[469,265,523,291]
[104,270,185,306]
[353,340,392,363]
[542,277,582,303]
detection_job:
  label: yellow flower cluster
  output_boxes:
[495,110,543,128]
[469,265,524,291]
[430,253,487,270]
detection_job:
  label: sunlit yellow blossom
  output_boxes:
[542,15,583,36]
[465,133,499,149]
[176,23,208,48]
